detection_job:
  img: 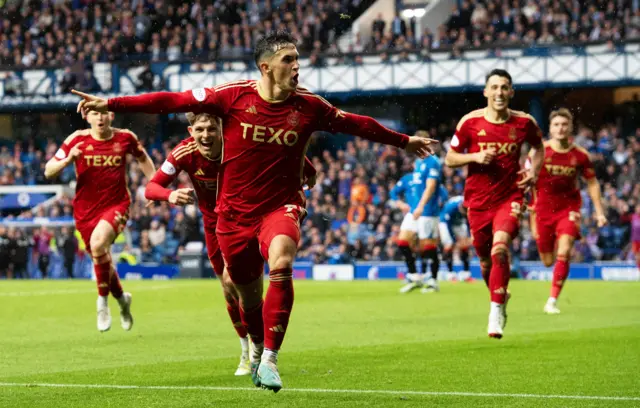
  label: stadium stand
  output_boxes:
[1,103,638,278]
[0,0,639,278]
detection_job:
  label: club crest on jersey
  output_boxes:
[287,110,300,127]
[570,157,577,166]
[508,128,517,140]
[113,142,122,153]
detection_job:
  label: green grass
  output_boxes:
[0,279,639,407]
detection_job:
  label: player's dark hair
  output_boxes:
[485,69,512,85]
[254,30,298,69]
[186,112,220,127]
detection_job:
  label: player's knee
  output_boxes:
[221,273,237,302]
[270,253,294,270]
[90,233,109,256]
[541,255,555,267]
[491,242,509,263]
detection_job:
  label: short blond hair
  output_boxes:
[414,130,430,138]
[186,112,220,126]
[549,108,573,124]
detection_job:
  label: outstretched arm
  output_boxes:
[323,106,436,157]
[72,88,224,118]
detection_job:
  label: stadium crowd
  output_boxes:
[1,106,639,277]
[1,0,639,73]
[0,0,367,70]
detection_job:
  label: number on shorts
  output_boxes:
[569,211,581,223]
[284,204,307,226]
[510,202,522,218]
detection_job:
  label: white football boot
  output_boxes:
[399,273,423,293]
[118,292,133,331]
[488,303,505,339]
[544,298,561,314]
[97,296,112,332]
[235,338,251,376]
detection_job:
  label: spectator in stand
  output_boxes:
[57,226,78,279]
[9,228,31,279]
[33,226,53,279]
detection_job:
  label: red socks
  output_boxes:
[480,259,491,288]
[240,301,264,345]
[93,253,111,297]
[263,268,294,351]
[227,299,248,338]
[109,266,124,299]
[550,255,570,299]
[489,243,510,304]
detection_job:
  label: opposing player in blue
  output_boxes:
[439,195,472,281]
[390,131,443,293]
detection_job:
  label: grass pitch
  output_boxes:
[0,279,639,407]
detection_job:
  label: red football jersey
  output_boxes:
[109,80,408,220]
[55,129,145,223]
[534,142,595,214]
[450,109,543,211]
[151,136,222,220]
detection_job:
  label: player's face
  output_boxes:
[189,118,221,158]
[270,45,300,91]
[483,75,513,112]
[86,111,113,132]
[549,116,572,141]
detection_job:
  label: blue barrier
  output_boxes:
[116,263,180,280]
[11,257,638,281]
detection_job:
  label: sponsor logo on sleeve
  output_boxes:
[192,88,206,102]
[55,149,66,159]
[451,135,460,147]
[161,160,176,175]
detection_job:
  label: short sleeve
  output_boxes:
[580,151,596,180]
[54,143,70,161]
[127,132,146,158]
[450,119,471,153]
[426,160,441,179]
[525,118,543,147]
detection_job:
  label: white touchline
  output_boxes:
[0,383,638,401]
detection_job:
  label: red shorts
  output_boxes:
[533,209,581,254]
[203,215,224,277]
[467,193,523,259]
[75,203,130,255]
[216,204,306,285]
[632,241,640,255]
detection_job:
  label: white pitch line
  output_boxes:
[0,382,638,401]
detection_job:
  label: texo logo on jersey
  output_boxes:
[545,164,576,176]
[240,123,299,146]
[478,142,518,155]
[84,155,123,167]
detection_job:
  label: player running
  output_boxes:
[144,112,316,375]
[389,171,424,293]
[73,31,436,392]
[439,195,472,281]
[445,69,544,339]
[529,108,607,315]
[44,111,155,332]
[411,139,443,293]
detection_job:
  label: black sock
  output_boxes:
[423,249,439,280]
[399,246,417,274]
[461,250,470,271]
[443,250,454,272]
